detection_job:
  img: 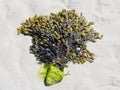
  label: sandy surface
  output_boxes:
[0,0,120,90]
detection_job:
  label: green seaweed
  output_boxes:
[45,65,64,86]
[38,64,64,86]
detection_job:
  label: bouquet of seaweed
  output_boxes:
[17,9,103,86]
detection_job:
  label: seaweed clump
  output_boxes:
[17,9,103,86]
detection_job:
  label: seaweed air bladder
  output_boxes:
[17,9,103,86]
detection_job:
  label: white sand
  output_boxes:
[0,0,120,90]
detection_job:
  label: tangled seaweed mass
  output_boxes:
[17,9,103,86]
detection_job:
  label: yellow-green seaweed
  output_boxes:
[39,64,64,86]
